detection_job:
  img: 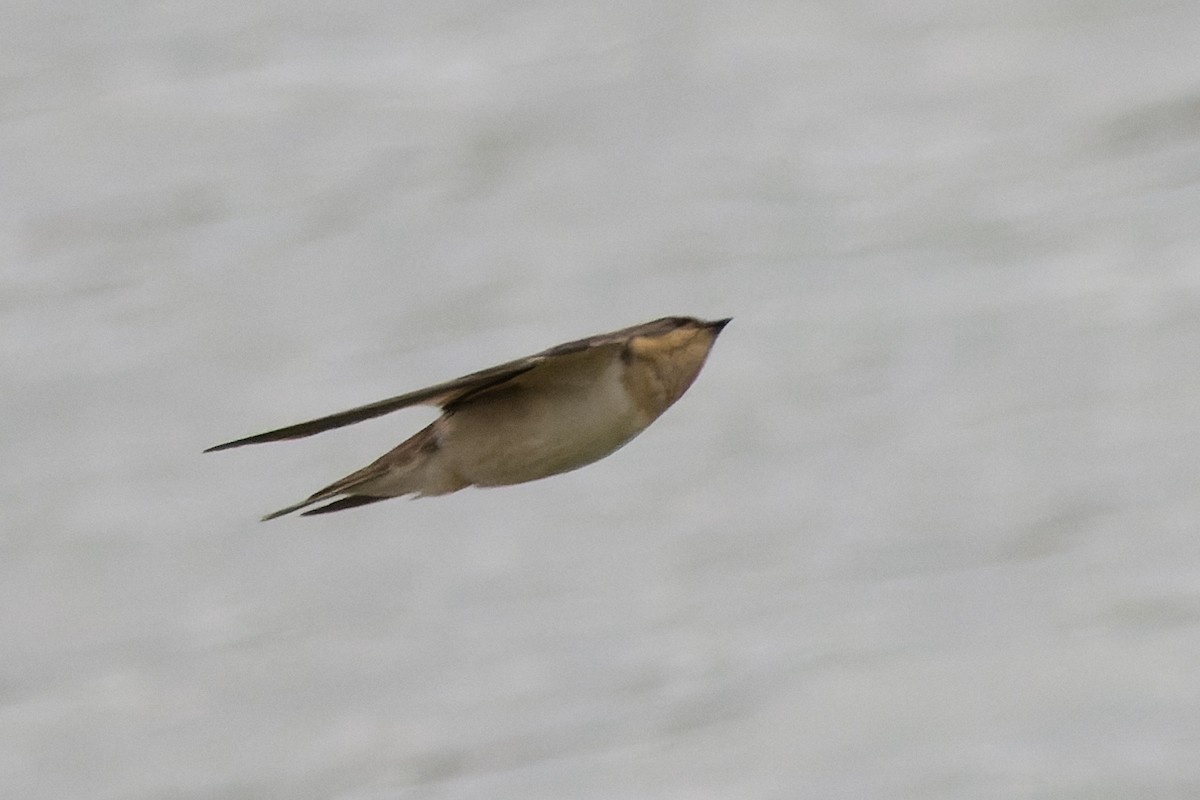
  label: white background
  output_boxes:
[4,1,1200,797]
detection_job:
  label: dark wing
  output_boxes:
[204,357,539,452]
[530,316,683,359]
[204,317,672,453]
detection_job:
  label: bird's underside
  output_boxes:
[259,423,445,520]
[205,316,729,520]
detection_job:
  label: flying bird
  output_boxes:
[206,316,730,520]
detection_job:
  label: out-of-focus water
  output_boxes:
[4,1,1200,797]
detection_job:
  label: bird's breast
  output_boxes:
[440,359,652,486]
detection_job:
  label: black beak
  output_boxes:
[707,317,732,332]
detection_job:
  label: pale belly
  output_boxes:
[439,372,651,487]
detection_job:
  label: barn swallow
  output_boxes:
[206,316,730,520]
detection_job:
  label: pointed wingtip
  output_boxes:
[260,500,309,521]
[204,433,271,453]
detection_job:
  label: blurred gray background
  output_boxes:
[4,1,1200,798]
